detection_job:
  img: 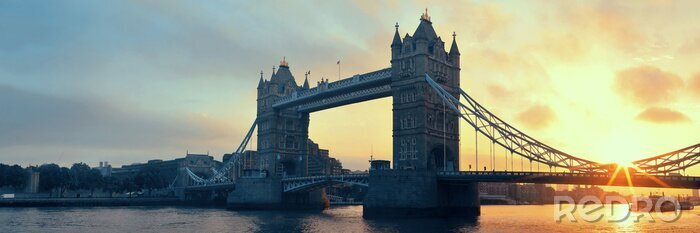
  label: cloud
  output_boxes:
[614,65,684,105]
[554,1,648,53]
[690,73,700,99]
[486,84,512,101]
[0,85,226,149]
[516,104,556,130]
[440,1,513,42]
[636,107,690,123]
[525,32,585,63]
[679,36,700,57]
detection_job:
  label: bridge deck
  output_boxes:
[271,68,391,112]
[437,171,700,189]
[183,182,236,191]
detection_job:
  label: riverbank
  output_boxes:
[0,197,181,207]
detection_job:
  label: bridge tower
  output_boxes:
[228,58,325,210]
[255,58,310,178]
[390,11,461,171]
[364,11,479,218]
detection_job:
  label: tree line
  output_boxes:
[0,163,169,198]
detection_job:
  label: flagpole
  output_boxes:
[337,60,341,81]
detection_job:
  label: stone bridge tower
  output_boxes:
[365,11,478,218]
[256,58,310,177]
[229,59,324,210]
[391,11,461,171]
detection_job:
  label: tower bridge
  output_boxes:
[178,11,700,218]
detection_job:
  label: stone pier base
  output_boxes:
[227,177,327,210]
[363,170,479,218]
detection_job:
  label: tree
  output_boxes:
[58,167,71,197]
[102,176,120,198]
[38,164,62,195]
[7,165,27,190]
[0,163,27,190]
[134,166,166,197]
[120,178,137,197]
[69,163,92,191]
[85,168,103,197]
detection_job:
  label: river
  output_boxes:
[1,205,699,232]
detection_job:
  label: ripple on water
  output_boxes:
[0,205,699,233]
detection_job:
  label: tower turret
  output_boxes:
[391,22,402,59]
[303,71,310,89]
[449,31,460,65]
[257,71,265,89]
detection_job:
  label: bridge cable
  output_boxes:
[504,141,507,171]
[443,98,447,171]
[475,129,479,171]
[511,148,514,171]
[489,136,493,171]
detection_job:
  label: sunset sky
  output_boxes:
[2,0,699,190]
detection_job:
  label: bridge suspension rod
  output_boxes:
[183,119,258,186]
[424,73,603,173]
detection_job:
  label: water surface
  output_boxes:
[1,205,698,232]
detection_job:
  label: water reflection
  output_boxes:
[0,205,699,232]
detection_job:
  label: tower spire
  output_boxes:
[303,71,310,89]
[449,31,460,55]
[280,56,289,67]
[421,8,431,22]
[391,22,402,47]
[258,70,265,89]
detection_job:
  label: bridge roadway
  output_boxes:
[273,171,700,192]
[183,182,236,191]
[184,171,700,193]
[271,68,392,112]
[437,171,700,189]
[281,174,369,193]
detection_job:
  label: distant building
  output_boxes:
[370,160,391,171]
[556,184,569,192]
[223,150,258,179]
[95,161,112,177]
[306,139,338,176]
[329,158,343,175]
[479,183,554,204]
[112,153,221,186]
[24,168,40,193]
[222,139,346,177]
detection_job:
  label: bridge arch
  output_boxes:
[429,145,456,171]
[281,174,369,193]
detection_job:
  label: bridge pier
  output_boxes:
[363,170,479,218]
[438,182,480,217]
[227,177,327,210]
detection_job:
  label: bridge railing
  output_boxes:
[281,173,368,181]
[436,171,700,181]
[296,84,391,112]
[272,68,391,108]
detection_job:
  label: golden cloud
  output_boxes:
[443,2,512,42]
[486,84,512,101]
[555,1,648,53]
[526,32,585,63]
[614,65,684,105]
[690,73,700,99]
[516,104,556,130]
[636,107,690,123]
